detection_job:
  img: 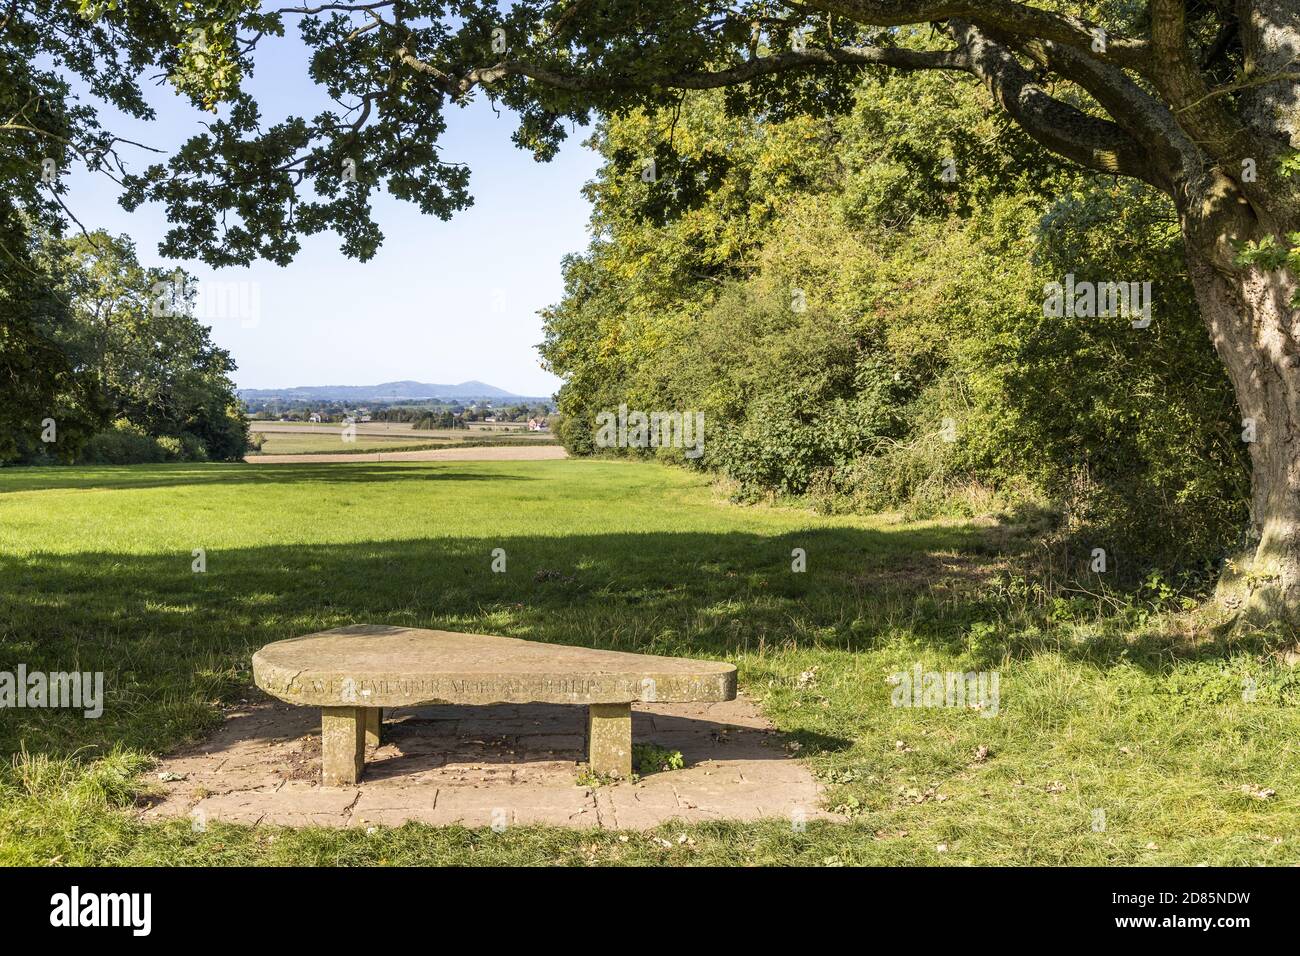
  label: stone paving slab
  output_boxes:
[142,694,837,830]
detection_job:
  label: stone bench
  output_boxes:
[252,624,737,786]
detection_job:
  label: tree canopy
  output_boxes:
[4,4,1294,265]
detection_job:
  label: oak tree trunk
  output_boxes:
[1189,246,1300,623]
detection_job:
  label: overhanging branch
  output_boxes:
[1008,33,1200,195]
[948,20,1164,190]
[507,45,971,91]
[402,44,971,100]
[395,22,1164,192]
[809,1,1151,71]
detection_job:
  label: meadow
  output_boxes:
[1,459,1297,865]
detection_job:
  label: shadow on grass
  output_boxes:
[0,462,537,494]
[0,518,1001,761]
[2,466,1234,766]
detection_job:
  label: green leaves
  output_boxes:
[543,61,1249,576]
[1234,234,1298,273]
[1231,151,1300,304]
[7,1,922,266]
[1233,151,1300,303]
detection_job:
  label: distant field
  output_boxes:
[246,431,447,456]
[249,420,551,440]
[247,422,553,456]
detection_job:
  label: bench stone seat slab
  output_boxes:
[253,624,736,708]
[252,625,737,784]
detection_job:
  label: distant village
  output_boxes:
[244,398,553,432]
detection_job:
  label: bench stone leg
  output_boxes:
[365,707,383,748]
[321,707,365,786]
[588,703,632,778]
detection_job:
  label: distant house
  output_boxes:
[484,416,497,423]
[308,413,322,423]
[527,418,548,432]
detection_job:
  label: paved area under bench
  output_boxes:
[142,695,836,829]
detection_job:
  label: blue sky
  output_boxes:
[62,22,602,396]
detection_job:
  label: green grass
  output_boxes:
[1,459,1298,865]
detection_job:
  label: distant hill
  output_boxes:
[238,380,545,404]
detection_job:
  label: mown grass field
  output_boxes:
[1,459,1298,865]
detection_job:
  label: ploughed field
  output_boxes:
[0,459,1297,865]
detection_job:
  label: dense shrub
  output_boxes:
[541,74,1249,583]
[79,422,170,465]
[79,421,214,465]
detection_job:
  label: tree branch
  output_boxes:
[402,44,971,103]
[1198,17,1238,71]
[1179,67,1300,113]
[1145,0,1297,226]
[1146,0,1250,161]
[276,2,393,13]
[947,20,1164,189]
[391,13,1169,194]
[809,1,1151,71]
[1008,32,1200,195]
[509,44,971,91]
